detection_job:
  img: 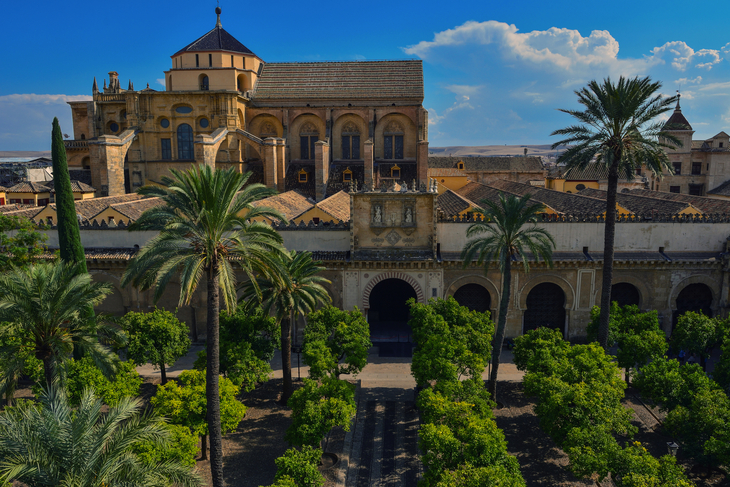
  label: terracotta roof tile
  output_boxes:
[284,163,316,200]
[0,203,39,213]
[708,180,730,197]
[252,60,423,102]
[470,180,609,214]
[578,188,698,214]
[89,197,164,222]
[6,181,51,193]
[48,180,96,193]
[251,190,314,222]
[2,207,43,219]
[627,189,730,213]
[174,25,255,56]
[437,190,478,217]
[326,163,364,196]
[428,168,467,177]
[428,156,544,172]
[317,190,351,222]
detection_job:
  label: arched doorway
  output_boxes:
[453,283,491,313]
[523,282,566,335]
[611,282,641,308]
[368,278,417,357]
[673,283,713,329]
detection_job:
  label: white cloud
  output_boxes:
[698,81,730,91]
[722,42,730,54]
[156,78,166,87]
[445,84,481,97]
[674,76,702,85]
[650,42,722,71]
[0,94,92,104]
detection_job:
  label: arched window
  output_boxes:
[177,124,194,160]
[523,283,566,335]
[383,120,404,160]
[341,121,360,159]
[200,75,209,91]
[299,122,319,160]
[453,283,491,313]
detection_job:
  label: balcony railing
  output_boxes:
[95,93,126,102]
[64,140,89,149]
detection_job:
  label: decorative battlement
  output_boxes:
[271,220,350,230]
[438,212,730,223]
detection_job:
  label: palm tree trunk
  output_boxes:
[598,161,619,350]
[281,315,293,404]
[489,254,511,402]
[206,261,224,487]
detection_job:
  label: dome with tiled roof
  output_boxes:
[173,7,255,56]
[663,94,693,131]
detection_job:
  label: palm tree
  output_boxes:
[239,250,331,403]
[0,261,120,388]
[551,76,679,349]
[121,166,286,487]
[0,384,201,487]
[461,194,555,401]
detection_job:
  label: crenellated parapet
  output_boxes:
[438,212,730,223]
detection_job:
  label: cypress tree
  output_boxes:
[51,117,87,273]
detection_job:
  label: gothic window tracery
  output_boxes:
[342,121,361,160]
[177,123,194,160]
[383,120,404,160]
[299,121,319,160]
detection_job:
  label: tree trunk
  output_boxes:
[625,367,631,387]
[160,362,167,385]
[201,434,208,461]
[281,315,293,404]
[489,254,511,402]
[597,161,620,350]
[205,262,224,487]
[41,353,54,387]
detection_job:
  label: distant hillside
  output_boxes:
[429,145,564,158]
[0,151,51,159]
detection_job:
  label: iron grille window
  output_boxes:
[384,135,404,159]
[670,186,681,193]
[691,162,702,175]
[161,138,171,160]
[673,162,682,175]
[688,184,703,196]
[200,76,209,91]
[453,284,491,313]
[177,124,194,160]
[342,135,360,159]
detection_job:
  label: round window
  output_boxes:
[175,106,193,114]
[576,183,586,191]
[199,118,209,128]
[160,118,170,128]
[109,122,119,132]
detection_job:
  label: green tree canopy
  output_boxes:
[121,308,191,384]
[552,76,679,350]
[671,311,721,368]
[303,305,371,380]
[0,213,48,272]
[63,356,142,407]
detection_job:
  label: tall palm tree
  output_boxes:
[239,250,331,403]
[121,166,286,487]
[0,261,120,388]
[461,194,555,401]
[0,384,201,487]
[551,76,679,349]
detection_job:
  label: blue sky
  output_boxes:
[1,0,728,150]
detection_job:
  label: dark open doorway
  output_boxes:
[368,278,417,357]
[523,282,566,336]
[673,283,713,331]
[611,282,641,308]
[453,283,491,313]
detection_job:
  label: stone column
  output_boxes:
[89,130,137,197]
[275,138,287,193]
[417,140,430,185]
[315,139,330,201]
[263,138,278,189]
[364,139,374,189]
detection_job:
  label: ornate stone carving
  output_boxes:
[260,121,277,137]
[300,121,318,135]
[385,229,402,246]
[384,120,404,134]
[342,121,359,134]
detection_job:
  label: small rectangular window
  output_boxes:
[673,162,681,175]
[688,184,703,196]
[670,186,681,193]
[720,142,724,148]
[231,55,234,67]
[195,54,199,67]
[692,162,701,175]
[209,54,212,67]
[161,139,172,160]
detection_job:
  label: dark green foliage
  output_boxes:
[51,117,86,272]
[271,446,324,487]
[121,308,191,384]
[513,327,568,374]
[671,311,721,366]
[194,307,278,392]
[285,377,356,447]
[133,423,200,467]
[303,305,371,379]
[611,442,694,487]
[0,326,43,406]
[409,297,493,387]
[588,303,667,383]
[63,356,142,407]
[0,213,48,271]
[634,358,718,412]
[712,337,730,394]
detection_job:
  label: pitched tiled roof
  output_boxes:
[90,197,164,222]
[483,180,610,214]
[0,203,39,213]
[317,191,351,222]
[627,189,730,213]
[284,163,316,200]
[428,156,544,172]
[6,181,50,193]
[376,162,418,189]
[251,190,314,222]
[47,180,96,193]
[68,169,93,187]
[2,207,43,220]
[708,180,730,197]
[578,188,698,214]
[561,165,610,180]
[174,25,255,56]
[437,190,478,217]
[428,168,467,177]
[65,193,146,222]
[663,107,692,131]
[243,161,265,186]
[326,163,364,196]
[252,61,423,101]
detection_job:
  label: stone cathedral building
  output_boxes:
[50,8,730,349]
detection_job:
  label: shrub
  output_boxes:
[63,356,142,407]
[272,446,324,487]
[633,358,718,412]
[133,423,199,467]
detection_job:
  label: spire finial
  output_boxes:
[215,3,222,27]
[676,90,681,111]
[92,76,98,93]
